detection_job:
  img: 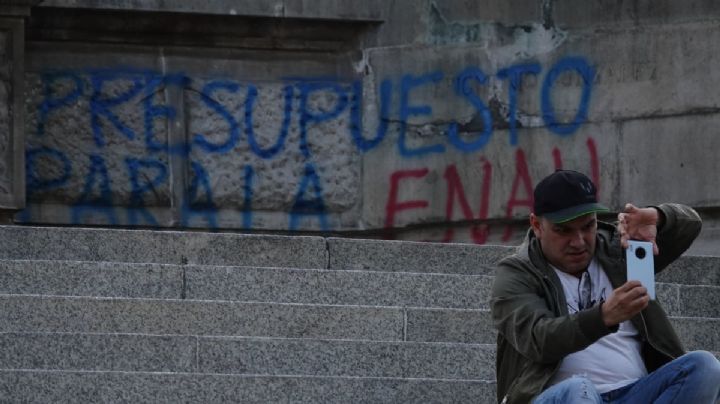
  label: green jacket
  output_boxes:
[491,204,702,404]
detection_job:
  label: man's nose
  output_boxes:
[569,231,585,247]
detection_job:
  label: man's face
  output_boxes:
[530,212,598,276]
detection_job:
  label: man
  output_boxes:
[491,169,720,404]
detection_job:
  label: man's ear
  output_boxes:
[530,213,542,238]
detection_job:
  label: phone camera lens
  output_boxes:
[635,247,646,260]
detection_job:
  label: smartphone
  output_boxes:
[626,240,655,299]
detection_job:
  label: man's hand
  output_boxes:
[618,203,660,254]
[601,281,649,327]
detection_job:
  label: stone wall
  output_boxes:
[15,0,720,254]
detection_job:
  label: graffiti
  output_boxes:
[383,137,600,243]
[23,55,598,241]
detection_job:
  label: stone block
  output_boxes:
[655,282,680,317]
[185,264,493,309]
[0,226,185,263]
[0,260,182,299]
[0,295,404,341]
[328,237,512,274]
[679,285,720,318]
[672,317,720,352]
[0,371,497,403]
[0,333,196,372]
[406,309,495,344]
[658,255,720,286]
[179,232,328,269]
[0,226,328,269]
[198,337,495,380]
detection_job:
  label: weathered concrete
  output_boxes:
[37,0,386,22]
[0,16,25,211]
[4,1,719,254]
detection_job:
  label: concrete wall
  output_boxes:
[15,0,720,254]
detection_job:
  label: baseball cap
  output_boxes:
[533,170,608,223]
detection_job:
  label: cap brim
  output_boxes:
[543,203,609,223]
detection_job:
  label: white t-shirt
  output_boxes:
[549,258,647,393]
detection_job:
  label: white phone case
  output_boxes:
[626,240,655,299]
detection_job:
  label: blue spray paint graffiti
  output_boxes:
[289,163,329,231]
[25,146,72,192]
[541,57,594,136]
[125,157,168,226]
[72,154,117,225]
[193,80,241,153]
[25,56,596,230]
[447,66,494,152]
[245,84,294,159]
[398,71,446,157]
[496,63,542,146]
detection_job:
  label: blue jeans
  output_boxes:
[533,351,720,403]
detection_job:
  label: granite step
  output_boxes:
[0,225,327,268]
[1,226,717,281]
[1,259,717,316]
[0,332,495,380]
[0,259,494,310]
[329,237,720,281]
[0,295,404,341]
[405,308,720,352]
[1,295,717,352]
[0,370,497,404]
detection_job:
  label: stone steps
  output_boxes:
[0,332,495,380]
[0,371,497,403]
[1,225,718,403]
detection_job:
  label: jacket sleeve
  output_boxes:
[653,203,702,272]
[491,260,617,364]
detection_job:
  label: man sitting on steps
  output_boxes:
[491,169,720,404]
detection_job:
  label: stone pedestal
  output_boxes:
[0,1,38,216]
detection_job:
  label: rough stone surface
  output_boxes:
[672,318,720,352]
[186,265,493,309]
[655,283,680,317]
[328,237,512,274]
[406,309,495,344]
[198,337,495,380]
[0,226,328,268]
[177,231,328,268]
[659,255,720,286]
[0,371,497,403]
[24,70,171,206]
[0,226,185,263]
[185,79,360,212]
[0,333,196,372]
[0,260,182,299]
[679,285,720,318]
[0,295,404,341]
